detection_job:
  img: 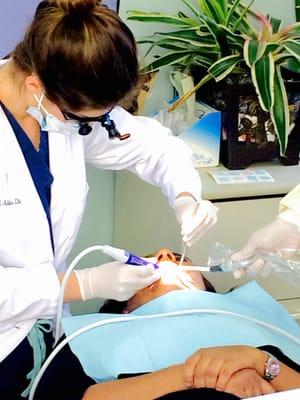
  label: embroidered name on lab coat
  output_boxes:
[0,198,21,206]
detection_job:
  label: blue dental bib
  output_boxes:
[62,282,300,382]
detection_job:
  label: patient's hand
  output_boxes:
[183,345,267,390]
[224,368,275,398]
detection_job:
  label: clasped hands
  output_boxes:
[181,346,275,398]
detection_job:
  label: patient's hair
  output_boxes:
[100,252,216,314]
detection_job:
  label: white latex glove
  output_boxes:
[231,210,300,278]
[75,261,161,301]
[174,196,218,246]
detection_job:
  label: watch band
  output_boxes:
[263,351,281,381]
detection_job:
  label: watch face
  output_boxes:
[268,358,280,376]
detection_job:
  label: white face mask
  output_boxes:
[27,93,80,135]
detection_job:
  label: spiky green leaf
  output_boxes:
[270,66,289,155]
[285,58,300,73]
[141,51,194,73]
[191,55,217,68]
[244,39,267,67]
[282,40,300,61]
[176,11,199,26]
[296,0,300,22]
[153,28,206,42]
[232,0,255,33]
[218,0,228,14]
[273,54,293,65]
[267,15,282,33]
[192,13,245,52]
[251,54,275,111]
[208,54,242,81]
[141,39,192,56]
[154,34,216,48]
[221,25,245,46]
[229,10,257,38]
[237,1,259,19]
[257,14,273,41]
[127,11,195,26]
[198,0,226,24]
[283,22,300,34]
[180,0,202,17]
[225,0,242,26]
[265,43,280,55]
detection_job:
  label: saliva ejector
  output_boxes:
[207,242,300,287]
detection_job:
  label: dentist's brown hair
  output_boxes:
[13,0,138,111]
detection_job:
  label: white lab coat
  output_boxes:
[279,184,300,216]
[0,103,202,361]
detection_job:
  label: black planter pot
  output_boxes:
[194,69,300,169]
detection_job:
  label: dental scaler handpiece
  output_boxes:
[179,200,201,267]
[100,245,160,269]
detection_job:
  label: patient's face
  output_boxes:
[124,249,206,313]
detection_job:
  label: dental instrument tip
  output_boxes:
[179,245,188,267]
[177,265,223,272]
[210,265,223,272]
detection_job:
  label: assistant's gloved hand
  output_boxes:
[174,196,218,246]
[231,210,300,278]
[75,261,160,301]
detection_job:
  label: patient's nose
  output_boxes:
[156,249,177,263]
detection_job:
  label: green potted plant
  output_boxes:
[128,0,300,169]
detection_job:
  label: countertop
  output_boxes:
[198,161,300,201]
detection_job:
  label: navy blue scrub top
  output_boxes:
[1,102,54,251]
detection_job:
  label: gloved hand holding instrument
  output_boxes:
[75,245,160,302]
[173,195,218,266]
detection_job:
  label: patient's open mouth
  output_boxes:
[158,261,197,290]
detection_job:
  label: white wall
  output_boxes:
[0,0,119,58]
[0,0,41,58]
[252,0,296,25]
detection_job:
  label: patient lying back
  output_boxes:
[62,249,300,400]
[100,248,216,314]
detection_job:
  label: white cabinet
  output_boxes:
[114,162,300,315]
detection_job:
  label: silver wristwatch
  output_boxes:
[263,352,281,381]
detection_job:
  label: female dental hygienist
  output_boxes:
[0,0,218,398]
